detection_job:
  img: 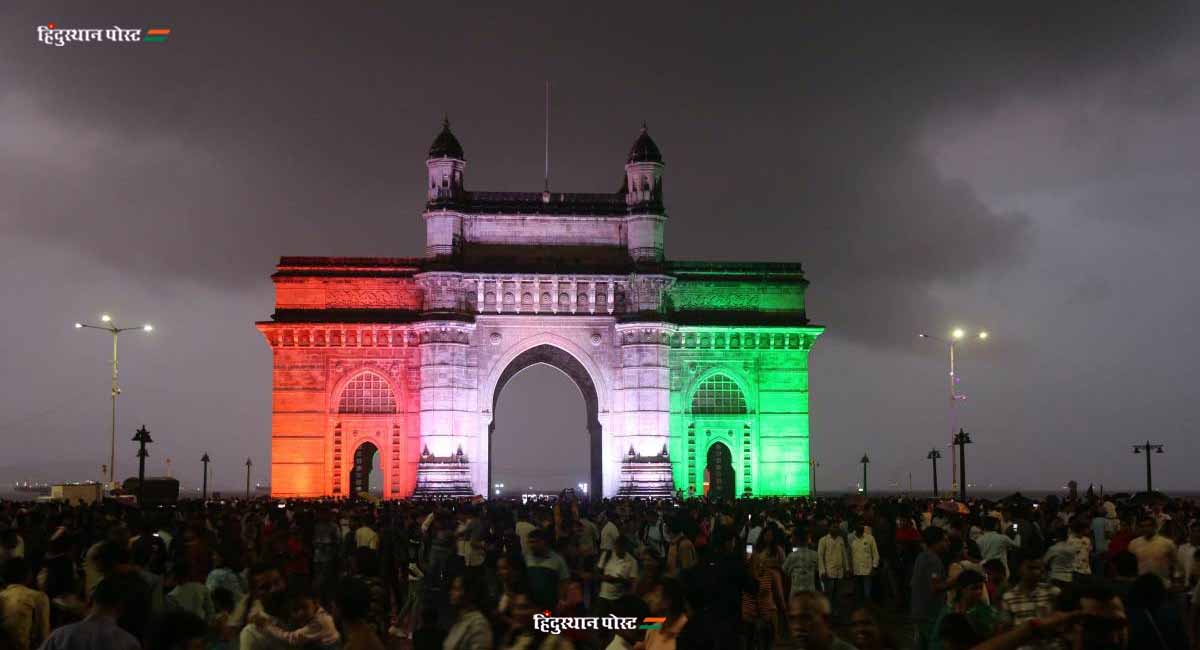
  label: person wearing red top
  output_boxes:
[1107,516,1137,566]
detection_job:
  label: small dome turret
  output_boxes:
[428,116,464,160]
[626,124,663,164]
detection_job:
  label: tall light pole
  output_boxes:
[810,458,820,497]
[953,428,972,502]
[132,425,153,506]
[201,453,210,500]
[245,458,253,499]
[927,448,942,497]
[919,328,987,495]
[75,315,153,485]
[860,454,870,493]
[1131,442,1164,494]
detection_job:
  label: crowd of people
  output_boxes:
[0,487,1198,650]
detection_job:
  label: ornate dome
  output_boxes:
[428,117,464,160]
[627,124,663,164]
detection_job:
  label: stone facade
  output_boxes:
[257,122,822,498]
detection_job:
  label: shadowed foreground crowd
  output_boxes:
[1,489,1199,650]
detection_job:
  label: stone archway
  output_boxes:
[705,441,734,501]
[488,344,602,498]
[350,441,379,496]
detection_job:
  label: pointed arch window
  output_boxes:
[690,373,747,415]
[338,370,397,414]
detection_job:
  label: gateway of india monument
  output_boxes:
[257,120,823,499]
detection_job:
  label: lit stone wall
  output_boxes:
[668,327,821,497]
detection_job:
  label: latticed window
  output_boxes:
[690,374,747,414]
[337,371,397,414]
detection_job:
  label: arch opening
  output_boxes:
[489,344,602,498]
[351,441,381,497]
[705,441,734,501]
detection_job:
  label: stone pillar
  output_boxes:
[414,321,480,495]
[612,323,676,497]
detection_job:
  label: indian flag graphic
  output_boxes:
[143,27,170,42]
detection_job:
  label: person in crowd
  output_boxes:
[595,535,638,618]
[975,518,1020,576]
[250,584,340,649]
[849,520,880,609]
[350,547,390,638]
[969,584,1127,650]
[998,555,1060,650]
[786,591,856,650]
[524,528,569,612]
[226,562,290,650]
[38,573,141,650]
[1124,573,1187,650]
[1043,528,1076,590]
[930,571,1002,650]
[1128,514,1177,584]
[165,562,214,623]
[663,520,696,580]
[639,577,690,650]
[912,526,954,650]
[443,574,491,650]
[497,591,573,650]
[816,525,849,620]
[355,515,380,551]
[742,548,785,650]
[981,560,1007,605]
[0,558,49,650]
[849,605,899,650]
[334,577,386,650]
[1067,519,1094,585]
[783,529,819,596]
[206,546,245,607]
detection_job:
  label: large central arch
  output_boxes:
[488,344,603,497]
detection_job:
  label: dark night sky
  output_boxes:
[2,2,1198,493]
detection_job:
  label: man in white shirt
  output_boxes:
[515,509,536,557]
[600,510,621,553]
[847,522,879,609]
[353,516,379,550]
[595,536,638,617]
[816,527,849,618]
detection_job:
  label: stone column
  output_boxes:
[611,322,676,497]
[414,321,480,494]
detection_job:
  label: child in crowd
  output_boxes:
[250,585,340,649]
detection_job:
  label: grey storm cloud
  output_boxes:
[1,1,1198,490]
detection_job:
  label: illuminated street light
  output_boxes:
[75,314,154,484]
[919,328,989,495]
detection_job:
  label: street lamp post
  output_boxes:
[919,328,987,495]
[1131,442,1164,494]
[810,459,820,497]
[132,425,153,506]
[201,453,210,500]
[927,448,942,497]
[953,428,972,502]
[75,315,153,484]
[860,454,870,493]
[245,458,253,499]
